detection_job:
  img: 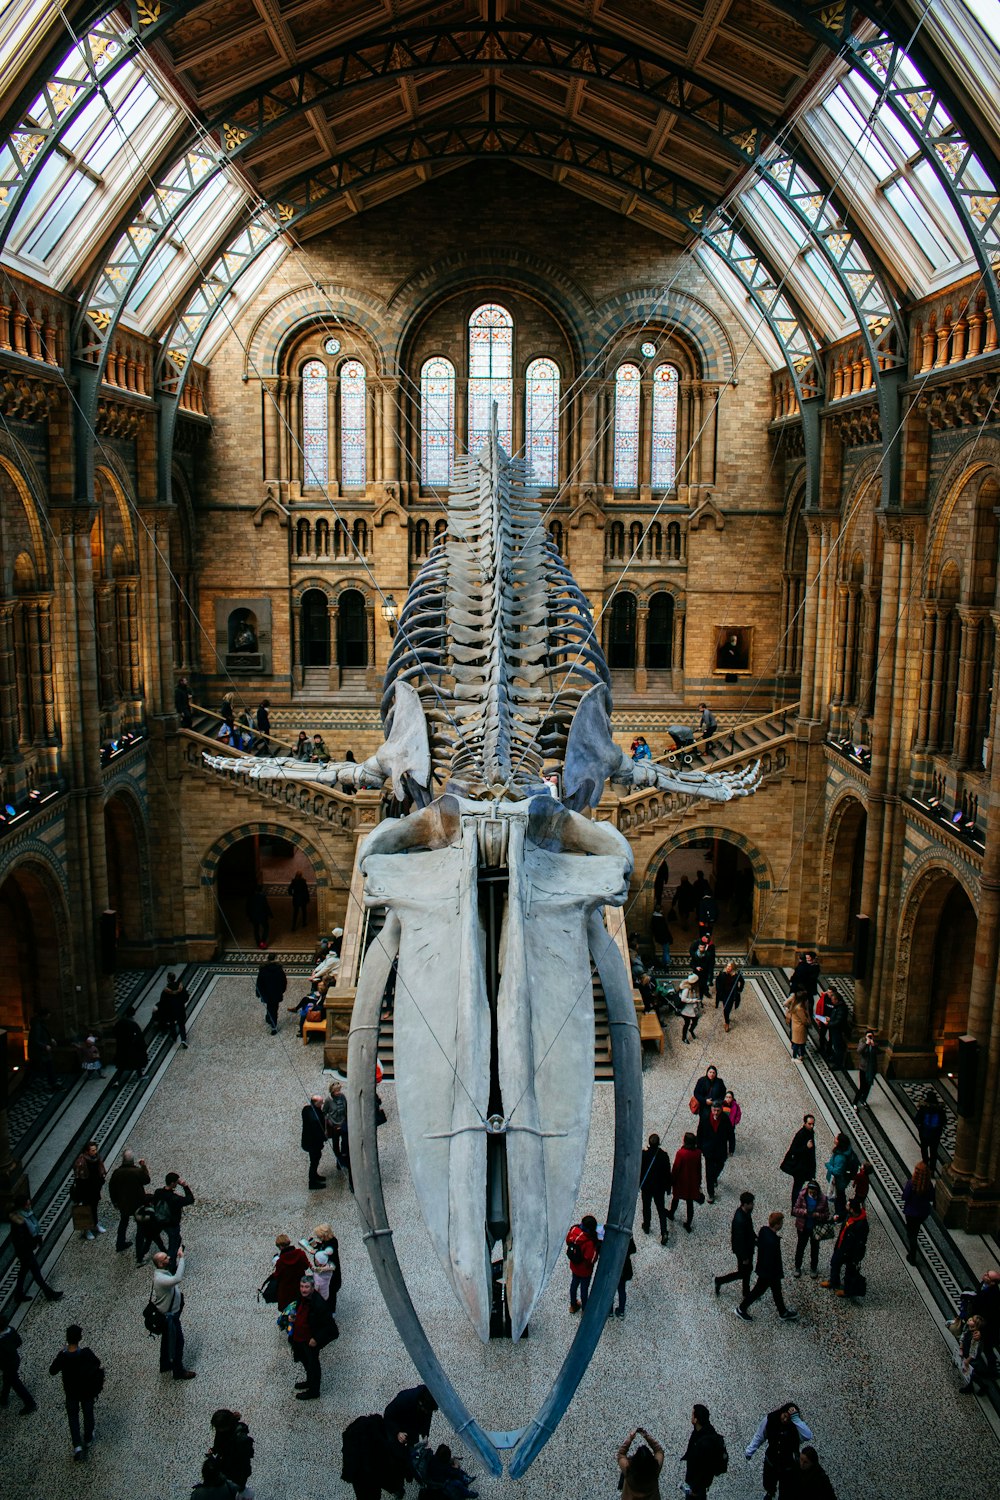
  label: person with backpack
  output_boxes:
[915,1089,945,1174]
[824,1134,859,1221]
[48,1323,104,1459]
[565,1214,599,1312]
[745,1404,813,1500]
[150,1171,195,1259]
[151,1246,196,1379]
[208,1407,255,1497]
[683,1403,728,1499]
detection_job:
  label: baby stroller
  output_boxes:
[651,981,687,1026]
[664,725,695,763]
[411,1441,478,1500]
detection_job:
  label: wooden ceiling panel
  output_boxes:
[595,0,700,58]
[723,0,820,71]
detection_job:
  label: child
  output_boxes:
[79,1035,104,1080]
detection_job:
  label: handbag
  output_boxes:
[812,1221,835,1242]
[688,1096,700,1114]
[258,1273,280,1305]
[71,1203,95,1231]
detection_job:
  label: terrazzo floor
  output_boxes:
[5,972,998,1499]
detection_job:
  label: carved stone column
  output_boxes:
[943,610,962,752]
[927,603,949,751]
[830,584,849,734]
[579,383,598,487]
[263,380,281,483]
[635,603,648,694]
[843,586,859,706]
[914,603,937,750]
[365,603,377,691]
[798,514,822,720]
[382,378,399,482]
[0,602,19,760]
[94,582,116,706]
[327,603,340,691]
[954,606,987,767]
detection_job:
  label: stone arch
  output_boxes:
[588,288,735,382]
[894,860,978,1064]
[245,284,393,377]
[639,825,772,899]
[0,454,48,591]
[818,790,868,955]
[94,463,137,572]
[201,819,331,947]
[0,850,73,1060]
[924,434,1000,589]
[103,781,154,950]
[636,827,771,948]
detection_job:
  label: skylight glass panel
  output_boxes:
[802,248,851,323]
[962,0,1000,40]
[883,179,956,268]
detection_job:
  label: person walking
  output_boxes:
[289,871,310,931]
[158,972,190,1047]
[48,1324,104,1459]
[745,1404,813,1500]
[679,973,702,1044]
[150,1171,195,1260]
[246,885,272,949]
[915,1089,946,1173]
[715,963,744,1031]
[969,1269,1000,1381]
[721,1091,741,1154]
[902,1160,936,1265]
[791,1180,831,1280]
[785,1447,838,1500]
[691,936,716,1000]
[788,952,821,1002]
[734,1211,797,1322]
[781,1115,817,1210]
[108,1148,150,1254]
[112,1005,148,1088]
[273,1233,310,1308]
[821,1198,869,1296]
[78,1033,104,1080]
[323,1079,353,1187]
[0,1314,36,1415]
[255,698,271,745]
[9,1193,63,1302]
[675,876,696,928]
[616,1428,664,1499]
[174,675,193,727]
[151,1246,196,1379]
[566,1215,600,1312]
[696,1101,734,1203]
[784,991,810,1061]
[639,1132,672,1244]
[256,952,287,1034]
[72,1140,107,1241]
[693,1065,726,1109]
[209,1407,255,1497]
[824,1133,859,1221]
[614,1235,637,1319]
[698,702,718,752]
[852,1029,881,1107]
[666,1133,703,1233]
[682,1405,728,1500]
[650,897,672,968]
[290,1274,338,1399]
[825,991,848,1070]
[302,1094,328,1189]
[813,988,835,1058]
[714,1191,756,1302]
[27,1007,58,1089]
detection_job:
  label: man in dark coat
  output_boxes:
[781,1114,816,1208]
[825,991,849,1069]
[174,676,193,728]
[735,1211,797,1322]
[697,1101,735,1201]
[157,973,190,1047]
[150,1171,195,1260]
[246,885,272,949]
[969,1270,1000,1379]
[715,1191,756,1301]
[256,953,287,1034]
[639,1132,672,1244]
[690,935,716,999]
[785,1446,839,1500]
[112,1006,147,1088]
[289,872,310,931]
[48,1323,104,1458]
[290,1276,338,1398]
[683,1403,726,1500]
[852,1029,881,1107]
[342,1414,413,1500]
[715,962,744,1030]
[107,1148,150,1255]
[789,951,821,1001]
[0,1313,36,1414]
[301,1094,327,1188]
[384,1383,438,1443]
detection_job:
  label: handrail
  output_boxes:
[188,699,303,757]
[651,700,800,763]
[181,725,363,809]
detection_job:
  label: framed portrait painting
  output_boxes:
[714,626,752,675]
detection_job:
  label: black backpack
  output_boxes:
[712,1433,729,1475]
[142,1299,167,1337]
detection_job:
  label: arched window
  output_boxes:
[548,519,564,557]
[651,363,679,489]
[301,589,330,666]
[339,359,366,488]
[613,364,641,489]
[648,521,662,560]
[412,518,430,560]
[525,357,560,487]
[295,518,311,557]
[302,359,328,487]
[315,518,330,556]
[468,303,513,453]
[608,520,625,561]
[421,356,455,485]
[647,591,674,669]
[352,518,368,554]
[338,588,368,668]
[608,593,637,669]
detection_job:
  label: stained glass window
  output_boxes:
[640,341,657,357]
[651,363,679,490]
[302,359,328,487]
[324,336,341,355]
[340,359,366,489]
[421,356,455,485]
[613,363,641,489]
[468,303,513,453]
[525,357,560,487]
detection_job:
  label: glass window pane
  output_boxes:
[613,364,641,489]
[421,356,455,486]
[525,357,560,487]
[340,359,366,488]
[650,364,678,489]
[468,302,513,453]
[302,359,328,487]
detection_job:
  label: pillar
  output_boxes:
[830,585,849,734]
[0,602,19,760]
[381,378,399,483]
[914,603,937,750]
[365,603,376,691]
[953,606,986,767]
[927,604,949,751]
[635,603,648,694]
[262,380,281,482]
[798,515,822,720]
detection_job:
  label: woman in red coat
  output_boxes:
[273,1234,310,1309]
[666,1132,703,1233]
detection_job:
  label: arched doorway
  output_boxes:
[0,861,66,1091]
[646,591,674,670]
[608,593,636,669]
[301,588,331,666]
[338,589,367,668]
[824,798,867,962]
[645,832,759,956]
[903,870,977,1071]
[215,832,321,952]
[104,793,148,953]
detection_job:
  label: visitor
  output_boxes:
[291,1274,338,1399]
[679,973,702,1044]
[246,885,272,950]
[696,887,717,938]
[821,1197,869,1296]
[209,1408,255,1497]
[698,702,717,752]
[791,1180,831,1279]
[255,698,271,746]
[323,1079,350,1179]
[637,971,659,1013]
[112,1004,147,1088]
[824,1133,858,1221]
[341,1413,414,1499]
[639,1132,672,1244]
[650,899,672,968]
[852,1029,881,1107]
[666,1132,703,1233]
[784,990,810,1060]
[788,951,821,1001]
[745,1404,813,1499]
[72,1139,107,1241]
[301,1094,328,1189]
[784,1447,838,1500]
[813,987,835,1057]
[968,1270,1000,1380]
[690,934,715,999]
[157,972,190,1046]
[614,1235,637,1319]
[256,951,287,1033]
[78,1033,104,1081]
[675,875,696,927]
[174,675,193,728]
[957,1315,987,1395]
[272,1233,310,1309]
[682,1404,728,1499]
[652,859,670,909]
[289,871,310,931]
[150,1171,195,1259]
[48,1324,104,1460]
[734,1211,797,1322]
[107,1148,151,1255]
[27,1007,58,1089]
[693,1065,726,1108]
[9,1193,62,1302]
[385,1383,438,1444]
[152,1246,195,1379]
[915,1089,945,1173]
[714,1191,756,1302]
[825,991,848,1069]
[715,962,744,1031]
[191,1456,239,1500]
[721,1090,741,1153]
[0,1312,36,1414]
[616,1428,664,1499]
[311,733,330,764]
[565,1215,600,1311]
[696,1100,733,1203]
[294,730,311,760]
[631,735,651,761]
[901,1160,935,1265]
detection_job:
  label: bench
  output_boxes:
[302,1018,327,1045]
[639,1012,664,1054]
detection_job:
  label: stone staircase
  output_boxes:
[663,703,798,770]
